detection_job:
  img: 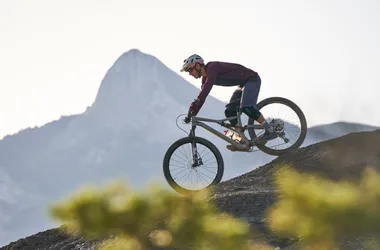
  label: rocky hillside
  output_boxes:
[212,128,380,249]
[2,128,380,250]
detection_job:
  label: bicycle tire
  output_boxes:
[248,97,307,156]
[163,136,224,195]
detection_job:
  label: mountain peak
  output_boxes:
[120,48,145,57]
[88,49,165,118]
[115,48,153,65]
[83,49,201,129]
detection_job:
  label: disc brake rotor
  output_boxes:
[270,118,285,133]
[270,119,290,143]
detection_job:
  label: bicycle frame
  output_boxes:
[188,110,265,150]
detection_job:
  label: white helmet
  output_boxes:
[180,54,204,72]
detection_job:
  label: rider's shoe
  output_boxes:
[226,143,249,152]
[226,138,250,152]
[255,127,277,145]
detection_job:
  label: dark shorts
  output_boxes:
[225,75,261,111]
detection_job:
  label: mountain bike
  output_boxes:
[162,97,307,195]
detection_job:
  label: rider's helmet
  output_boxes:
[180,54,204,72]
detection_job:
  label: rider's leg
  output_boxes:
[239,75,263,122]
[240,76,276,141]
[224,88,242,127]
[224,89,245,150]
[241,106,272,131]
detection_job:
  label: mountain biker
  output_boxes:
[180,54,277,150]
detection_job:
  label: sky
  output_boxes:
[0,0,379,139]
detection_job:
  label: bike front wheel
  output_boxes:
[247,97,307,156]
[163,136,224,195]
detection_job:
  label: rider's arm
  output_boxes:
[192,63,218,114]
[191,71,217,116]
[197,64,217,103]
[198,81,214,103]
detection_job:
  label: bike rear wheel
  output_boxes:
[163,136,224,195]
[247,97,307,156]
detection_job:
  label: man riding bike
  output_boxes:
[180,54,277,150]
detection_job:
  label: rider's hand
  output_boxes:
[184,115,191,124]
[184,99,201,124]
[184,110,194,124]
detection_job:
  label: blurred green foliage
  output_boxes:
[267,165,380,249]
[49,165,380,250]
[49,182,271,250]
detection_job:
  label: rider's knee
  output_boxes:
[242,106,261,120]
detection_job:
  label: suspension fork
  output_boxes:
[189,125,201,166]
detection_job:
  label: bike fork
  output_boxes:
[189,125,201,167]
